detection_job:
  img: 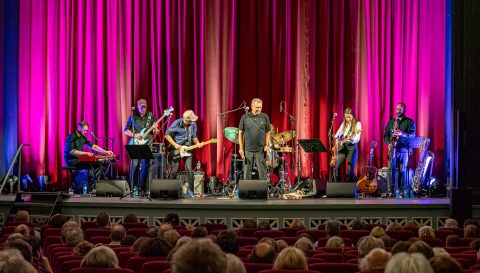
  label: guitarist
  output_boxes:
[383,102,416,198]
[333,108,362,182]
[124,99,157,192]
[164,110,202,198]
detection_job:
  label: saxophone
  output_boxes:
[389,118,400,158]
[412,138,431,194]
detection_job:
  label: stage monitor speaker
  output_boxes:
[96,180,130,197]
[151,179,182,199]
[326,182,356,198]
[450,187,472,224]
[238,180,268,199]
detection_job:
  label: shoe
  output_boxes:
[185,190,194,199]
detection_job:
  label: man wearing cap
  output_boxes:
[165,110,202,198]
[124,99,157,192]
[239,98,270,180]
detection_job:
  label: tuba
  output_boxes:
[412,138,431,194]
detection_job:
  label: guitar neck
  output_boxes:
[184,140,213,151]
[142,114,167,138]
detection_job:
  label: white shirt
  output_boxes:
[334,121,362,144]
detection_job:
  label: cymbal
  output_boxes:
[223,127,239,144]
[274,130,296,143]
[278,146,293,153]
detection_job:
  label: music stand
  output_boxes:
[296,139,328,190]
[125,145,155,200]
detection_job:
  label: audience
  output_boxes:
[131,236,150,253]
[191,226,208,238]
[418,226,435,239]
[241,218,257,229]
[15,210,30,223]
[121,235,136,246]
[443,218,459,229]
[14,224,31,237]
[325,236,344,248]
[164,213,181,227]
[123,213,138,223]
[385,252,433,273]
[429,255,463,273]
[273,246,308,270]
[359,248,391,272]
[325,220,341,238]
[275,239,288,252]
[171,238,227,273]
[62,227,84,247]
[0,249,37,273]
[464,224,480,238]
[109,224,126,245]
[408,240,434,260]
[293,237,314,252]
[95,211,111,228]
[49,214,67,228]
[249,242,276,263]
[158,223,174,239]
[167,236,193,261]
[73,241,95,256]
[225,253,246,273]
[358,236,385,258]
[351,219,365,230]
[258,220,271,230]
[80,246,118,268]
[445,234,462,247]
[216,230,239,255]
[385,222,402,231]
[163,229,181,246]
[139,237,173,257]
[290,218,306,229]
[370,226,386,238]
[432,247,450,257]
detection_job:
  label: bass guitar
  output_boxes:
[128,107,174,145]
[356,141,378,194]
[168,138,220,162]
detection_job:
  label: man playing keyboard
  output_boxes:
[64,121,113,193]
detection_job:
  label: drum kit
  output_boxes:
[223,126,296,197]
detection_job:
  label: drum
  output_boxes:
[266,151,280,168]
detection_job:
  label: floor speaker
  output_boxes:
[326,182,356,198]
[177,171,206,195]
[151,179,182,199]
[96,180,130,197]
[450,187,472,224]
[238,180,268,199]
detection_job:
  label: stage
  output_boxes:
[0,194,458,230]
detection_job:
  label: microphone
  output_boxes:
[280,101,284,112]
[90,131,98,141]
[131,107,135,111]
[245,106,249,112]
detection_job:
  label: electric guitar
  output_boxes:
[168,138,220,162]
[128,106,174,145]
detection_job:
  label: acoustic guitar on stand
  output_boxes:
[356,141,378,196]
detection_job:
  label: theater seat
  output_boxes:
[309,263,359,273]
[126,256,166,273]
[243,263,273,273]
[140,261,171,273]
[59,259,82,273]
[199,223,228,234]
[259,270,321,273]
[253,230,285,240]
[70,268,135,273]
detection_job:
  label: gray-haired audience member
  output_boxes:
[171,238,227,273]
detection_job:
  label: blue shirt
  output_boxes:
[165,118,197,145]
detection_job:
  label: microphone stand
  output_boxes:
[281,107,296,190]
[217,104,247,189]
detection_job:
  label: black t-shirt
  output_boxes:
[64,132,93,165]
[124,111,156,140]
[239,112,270,152]
[384,117,416,152]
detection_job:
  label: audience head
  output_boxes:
[145,226,160,238]
[63,227,84,247]
[380,235,396,248]
[123,213,138,223]
[385,252,433,273]
[325,220,341,238]
[463,218,479,228]
[445,234,462,247]
[14,224,30,237]
[293,237,313,252]
[370,226,386,238]
[464,224,480,238]
[225,253,246,273]
[139,237,173,257]
[444,218,459,228]
[358,236,385,258]
[386,222,402,231]
[81,246,118,268]
[408,240,434,260]
[242,219,257,229]
[418,226,435,239]
[191,226,208,238]
[50,213,68,228]
[351,219,365,230]
[176,236,193,247]
[62,220,78,229]
[258,237,276,248]
[164,213,181,227]
[296,232,313,241]
[158,223,174,239]
[0,249,37,273]
[216,230,239,255]
[121,235,136,246]
[359,248,392,272]
[73,241,95,256]
[325,236,344,248]
[249,242,276,263]
[290,218,305,229]
[404,221,417,229]
[469,238,480,251]
[131,236,150,253]
[273,246,308,270]
[390,241,412,255]
[15,210,30,222]
[4,238,33,262]
[110,224,126,242]
[429,254,463,273]
[432,247,450,257]
[258,220,271,230]
[276,239,288,252]
[95,211,110,228]
[163,229,181,246]
[171,238,227,273]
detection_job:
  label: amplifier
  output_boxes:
[177,171,205,195]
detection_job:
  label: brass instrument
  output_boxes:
[412,138,431,194]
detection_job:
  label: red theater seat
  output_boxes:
[199,223,228,233]
[340,230,370,245]
[70,268,135,273]
[85,229,111,241]
[309,263,359,273]
[140,261,171,273]
[280,228,306,237]
[243,263,273,273]
[259,270,321,273]
[126,256,166,273]
[297,230,326,242]
[385,230,414,242]
[253,230,286,240]
[239,237,259,247]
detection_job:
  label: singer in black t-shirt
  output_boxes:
[238,98,271,180]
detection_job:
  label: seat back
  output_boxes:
[385,230,414,241]
[59,259,82,273]
[309,262,359,273]
[274,237,298,246]
[296,230,326,242]
[70,268,135,273]
[85,229,111,241]
[199,223,228,234]
[243,263,273,273]
[253,230,285,240]
[421,238,444,247]
[238,228,259,237]
[239,237,259,247]
[140,261,171,273]
[339,230,370,245]
[126,228,147,238]
[126,256,166,273]
[279,228,306,237]
[91,236,112,244]
[80,221,98,231]
[117,252,137,268]
[258,270,321,273]
[122,222,148,230]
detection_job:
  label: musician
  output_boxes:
[124,99,157,192]
[333,108,362,182]
[165,110,202,198]
[383,102,416,197]
[238,98,270,180]
[64,121,113,192]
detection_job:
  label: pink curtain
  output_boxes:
[18,0,445,188]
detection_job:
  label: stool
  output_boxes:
[61,166,77,189]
